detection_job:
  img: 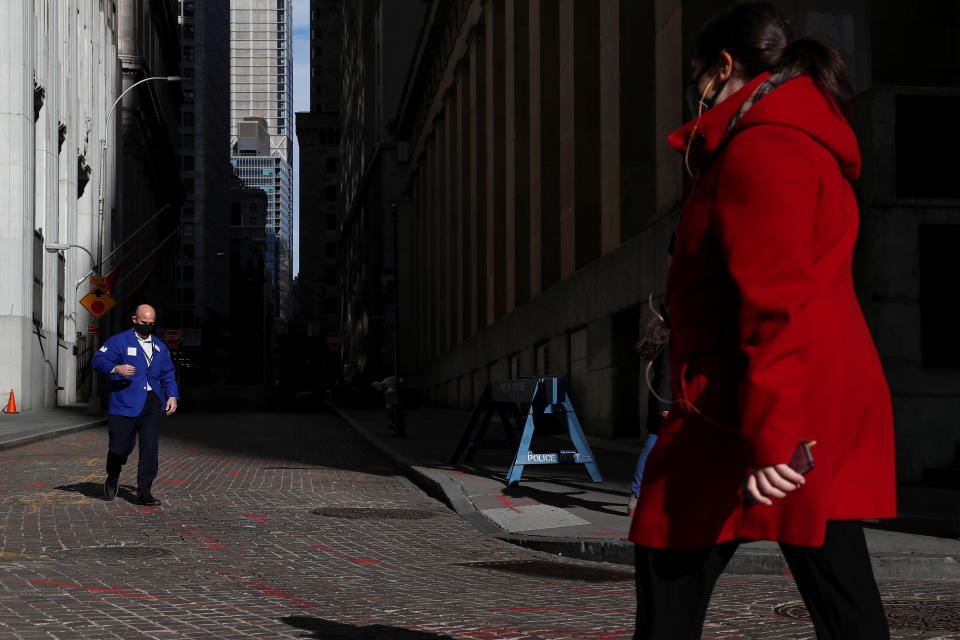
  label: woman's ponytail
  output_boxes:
[777,38,853,117]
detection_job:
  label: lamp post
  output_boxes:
[96,75,180,272]
[43,243,97,292]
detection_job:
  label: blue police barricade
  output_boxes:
[449,377,602,486]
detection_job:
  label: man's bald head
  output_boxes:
[134,304,156,323]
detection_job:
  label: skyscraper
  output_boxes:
[230,0,294,322]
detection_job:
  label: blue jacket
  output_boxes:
[93,329,180,417]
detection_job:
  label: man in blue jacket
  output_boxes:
[92,304,179,505]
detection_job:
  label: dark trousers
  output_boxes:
[633,520,889,640]
[106,393,163,494]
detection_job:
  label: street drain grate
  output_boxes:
[458,559,634,583]
[311,507,437,520]
[775,600,960,631]
[55,547,174,560]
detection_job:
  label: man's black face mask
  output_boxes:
[134,322,156,336]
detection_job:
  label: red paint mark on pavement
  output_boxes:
[137,506,158,515]
[494,494,528,513]
[216,571,314,609]
[180,524,227,550]
[241,512,270,524]
[17,483,45,489]
[228,469,242,476]
[0,460,18,466]
[28,579,162,600]
[308,543,383,565]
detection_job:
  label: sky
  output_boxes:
[291,0,312,276]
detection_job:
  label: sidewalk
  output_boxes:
[0,403,106,451]
[331,403,960,579]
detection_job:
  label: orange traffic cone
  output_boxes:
[2,389,17,414]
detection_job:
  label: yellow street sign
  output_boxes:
[90,275,107,285]
[79,287,116,319]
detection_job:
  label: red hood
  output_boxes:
[668,72,861,180]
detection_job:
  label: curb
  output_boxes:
[0,418,107,452]
[328,405,960,579]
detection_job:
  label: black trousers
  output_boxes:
[633,520,889,640]
[105,393,163,494]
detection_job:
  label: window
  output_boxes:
[324,186,336,202]
[896,95,960,199]
[182,111,194,127]
[231,203,241,226]
[183,2,194,17]
[325,267,337,286]
[182,155,194,171]
[183,46,194,61]
[325,241,337,257]
[183,178,194,194]
[326,157,337,173]
[326,213,337,230]
[182,24,194,38]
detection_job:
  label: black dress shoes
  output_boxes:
[104,476,119,501]
[137,492,161,506]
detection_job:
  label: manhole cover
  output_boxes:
[458,559,633,583]
[55,547,174,560]
[311,507,437,520]
[775,599,960,631]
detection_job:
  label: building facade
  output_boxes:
[112,0,183,338]
[230,0,294,324]
[392,0,960,483]
[176,0,233,381]
[338,0,428,385]
[0,1,120,412]
[292,0,344,388]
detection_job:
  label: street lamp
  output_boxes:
[96,75,180,271]
[44,243,98,291]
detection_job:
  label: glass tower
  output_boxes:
[230,0,294,320]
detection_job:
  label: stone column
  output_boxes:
[468,28,486,336]
[484,0,505,325]
[600,0,657,252]
[0,0,37,409]
[559,0,601,278]
[504,0,530,312]
[528,0,560,296]
[455,62,469,345]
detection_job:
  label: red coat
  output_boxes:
[629,73,896,549]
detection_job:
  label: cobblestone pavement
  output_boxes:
[0,408,956,639]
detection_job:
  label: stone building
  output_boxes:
[338,0,428,385]
[293,0,344,388]
[176,0,233,380]
[1,2,119,412]
[0,1,182,413]
[391,0,960,482]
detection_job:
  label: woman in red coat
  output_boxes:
[628,3,896,639]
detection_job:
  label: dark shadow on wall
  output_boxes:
[281,616,456,639]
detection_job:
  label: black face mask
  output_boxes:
[134,322,156,337]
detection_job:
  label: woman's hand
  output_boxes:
[744,464,806,506]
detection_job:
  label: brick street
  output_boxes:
[0,408,956,639]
